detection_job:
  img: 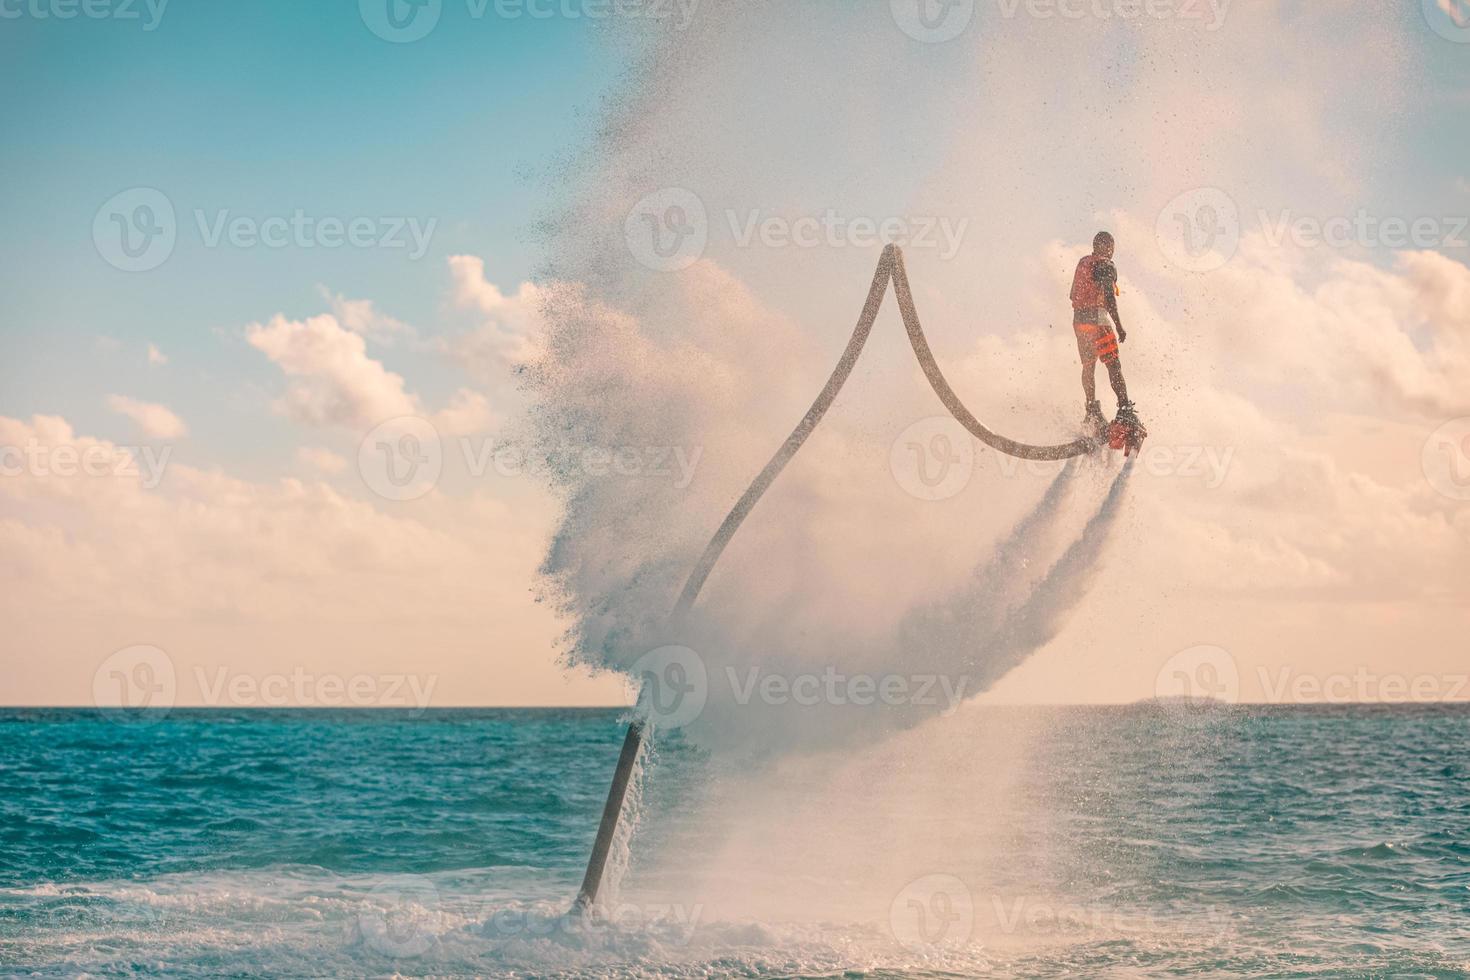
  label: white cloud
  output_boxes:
[432,388,497,437]
[1210,245,1470,418]
[317,287,415,344]
[296,446,347,474]
[246,313,419,429]
[147,344,168,366]
[445,255,546,382]
[0,414,624,707]
[106,395,187,440]
[248,303,505,441]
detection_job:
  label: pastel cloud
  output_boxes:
[431,388,497,437]
[248,294,505,437]
[246,313,420,430]
[106,395,187,440]
[445,255,547,382]
[296,446,347,474]
[318,288,415,344]
[0,414,621,706]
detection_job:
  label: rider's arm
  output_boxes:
[1093,259,1126,342]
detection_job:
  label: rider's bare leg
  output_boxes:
[1105,358,1129,407]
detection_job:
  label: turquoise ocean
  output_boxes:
[2,705,1468,977]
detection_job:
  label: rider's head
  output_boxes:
[1093,231,1115,259]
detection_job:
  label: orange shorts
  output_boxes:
[1073,311,1119,365]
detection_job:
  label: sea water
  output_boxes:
[2,705,1467,977]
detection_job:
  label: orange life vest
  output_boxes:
[1071,255,1106,310]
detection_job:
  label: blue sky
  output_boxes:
[2,2,627,475]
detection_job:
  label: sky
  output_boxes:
[2,0,1468,710]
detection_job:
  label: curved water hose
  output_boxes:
[574,245,1094,910]
[673,244,1090,618]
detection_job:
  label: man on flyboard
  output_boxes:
[1070,230,1146,455]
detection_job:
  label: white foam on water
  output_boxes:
[0,863,1323,977]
